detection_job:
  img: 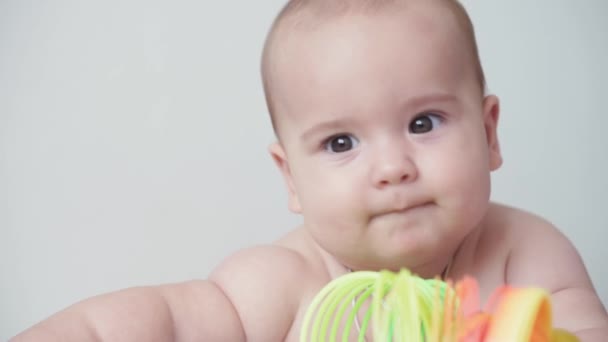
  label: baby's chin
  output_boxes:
[368,219,450,251]
[327,237,449,274]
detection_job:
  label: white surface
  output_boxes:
[1,0,606,338]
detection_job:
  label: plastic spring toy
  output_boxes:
[300,269,579,341]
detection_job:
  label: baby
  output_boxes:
[12,0,608,341]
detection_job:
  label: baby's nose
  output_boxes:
[371,151,418,188]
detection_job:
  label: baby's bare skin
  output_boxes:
[13,204,607,341]
[210,203,606,341]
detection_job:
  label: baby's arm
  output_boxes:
[11,280,246,341]
[505,214,608,341]
[11,245,305,341]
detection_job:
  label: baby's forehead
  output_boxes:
[262,0,484,137]
[271,0,470,41]
[266,2,480,87]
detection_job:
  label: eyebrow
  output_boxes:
[401,92,460,110]
[300,118,355,143]
[299,93,460,143]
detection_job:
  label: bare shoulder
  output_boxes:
[478,203,575,260]
[484,203,608,335]
[482,202,562,239]
[209,243,316,341]
[210,243,315,296]
[482,203,580,281]
[462,203,564,299]
[482,202,584,285]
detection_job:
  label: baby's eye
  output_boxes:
[324,134,359,153]
[409,113,443,134]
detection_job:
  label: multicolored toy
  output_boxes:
[300,269,579,341]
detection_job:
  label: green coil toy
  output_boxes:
[300,269,579,342]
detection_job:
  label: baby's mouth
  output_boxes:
[375,200,435,218]
[394,200,434,213]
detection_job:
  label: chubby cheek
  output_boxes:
[306,181,363,221]
[293,164,367,228]
[424,142,492,222]
[298,185,366,253]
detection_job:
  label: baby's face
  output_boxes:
[270,4,501,272]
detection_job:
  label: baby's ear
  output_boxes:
[483,95,502,171]
[268,143,302,213]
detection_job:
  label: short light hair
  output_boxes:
[261,0,486,136]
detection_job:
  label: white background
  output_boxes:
[1,0,607,338]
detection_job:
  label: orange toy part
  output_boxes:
[452,278,579,341]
